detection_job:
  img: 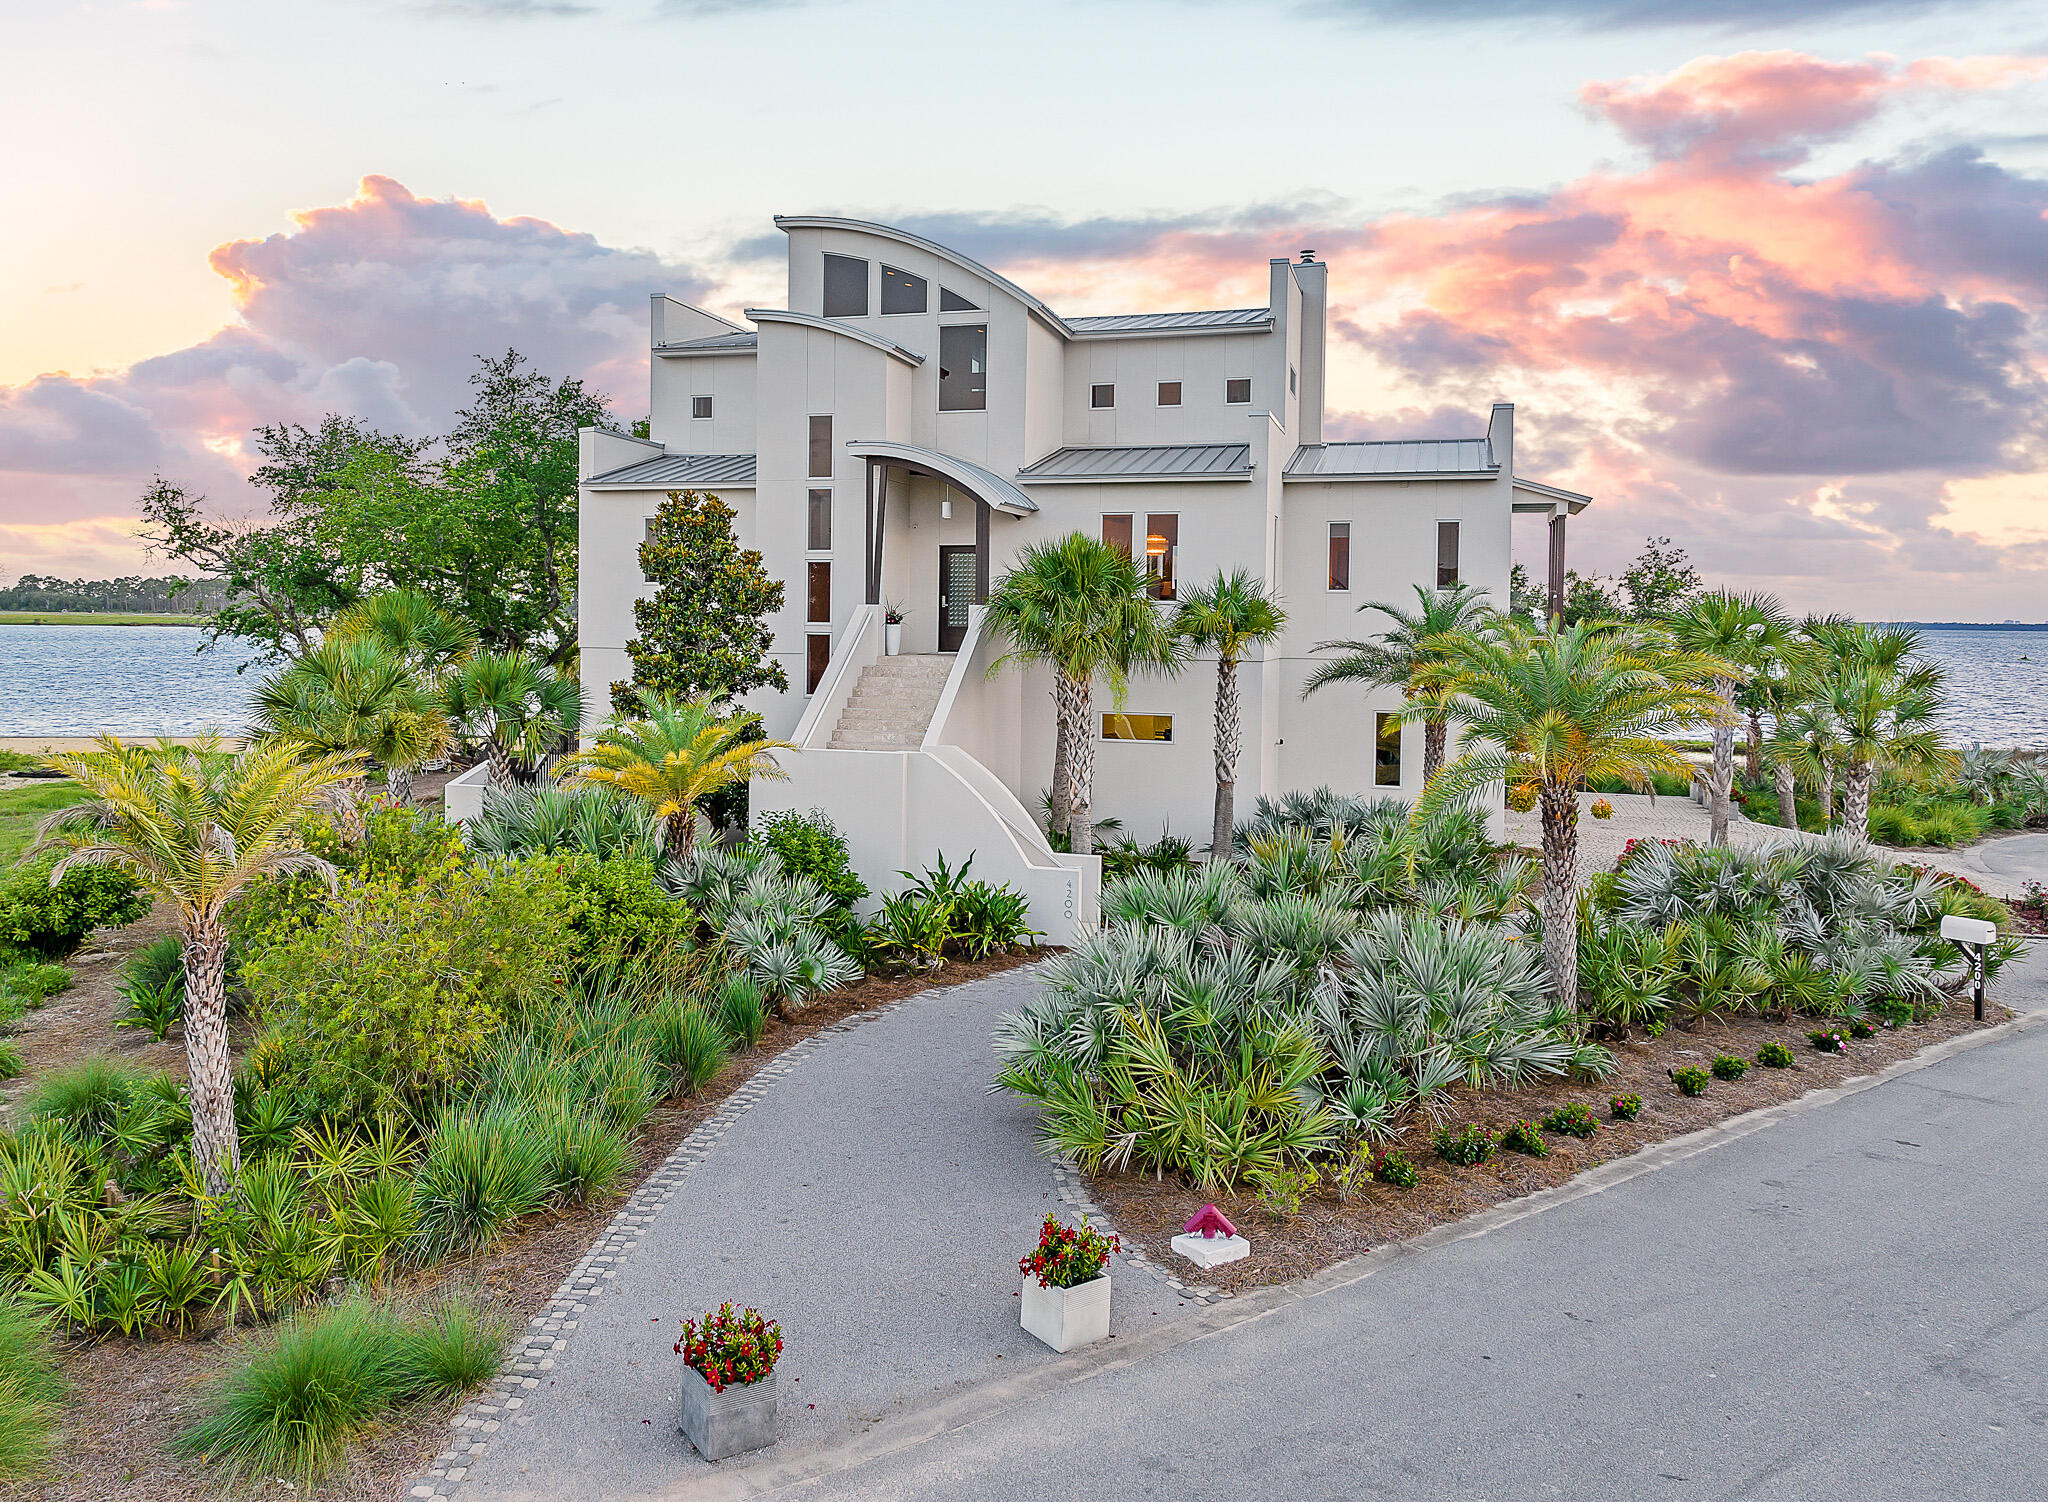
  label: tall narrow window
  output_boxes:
[1328,521,1350,591]
[939,286,980,312]
[880,264,927,315]
[691,395,713,419]
[822,253,867,317]
[806,634,831,694]
[1436,520,1461,587]
[1289,366,1298,396]
[1143,513,1178,601]
[1225,377,1252,404]
[808,415,832,478]
[939,324,987,411]
[1157,381,1181,406]
[1102,514,1133,559]
[807,561,831,624]
[1375,713,1402,786]
[807,489,832,551]
[1091,383,1115,409]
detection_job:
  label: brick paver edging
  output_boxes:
[1048,1160,1229,1308]
[403,964,1048,1501]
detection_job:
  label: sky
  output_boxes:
[4,0,2046,619]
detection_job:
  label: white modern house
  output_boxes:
[575,216,1590,941]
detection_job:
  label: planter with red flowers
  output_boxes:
[674,1302,784,1461]
[1018,1214,1118,1353]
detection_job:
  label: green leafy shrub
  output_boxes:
[1500,1120,1549,1156]
[0,1299,64,1483]
[748,809,867,914]
[1866,996,1915,1028]
[1433,1124,1497,1166]
[1371,1148,1420,1188]
[1710,1054,1749,1081]
[1669,1065,1710,1097]
[556,853,694,970]
[1541,1102,1599,1138]
[1610,1092,1643,1120]
[643,996,727,1097]
[1807,1027,1847,1052]
[410,1105,551,1261]
[233,804,471,951]
[0,1041,20,1081]
[1757,1041,1795,1068]
[1848,1018,1875,1039]
[715,973,769,1048]
[1,962,68,1003]
[1250,1163,1320,1220]
[0,859,150,961]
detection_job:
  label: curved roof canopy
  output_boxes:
[774,216,1075,337]
[744,309,925,366]
[845,440,1038,515]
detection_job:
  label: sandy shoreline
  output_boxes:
[1,736,243,753]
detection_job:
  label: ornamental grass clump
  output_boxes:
[1670,1065,1710,1097]
[1019,1214,1119,1289]
[1711,1054,1749,1081]
[642,995,729,1096]
[1757,1040,1795,1068]
[0,1299,63,1483]
[389,1299,510,1400]
[675,1303,783,1393]
[1500,1119,1549,1157]
[1541,1102,1599,1138]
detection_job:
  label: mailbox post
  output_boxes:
[1940,913,1997,1022]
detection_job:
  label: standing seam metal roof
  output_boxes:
[654,332,759,354]
[1017,443,1253,482]
[1065,308,1272,335]
[1285,439,1496,477]
[585,453,758,487]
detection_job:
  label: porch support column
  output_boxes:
[1546,510,1566,623]
[864,459,887,605]
[974,497,991,604]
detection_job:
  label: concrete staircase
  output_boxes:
[827,653,954,750]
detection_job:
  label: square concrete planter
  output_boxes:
[678,1362,777,1461]
[1019,1271,1110,1353]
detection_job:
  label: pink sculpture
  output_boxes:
[1183,1204,1236,1239]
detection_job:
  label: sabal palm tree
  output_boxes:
[1765,693,1839,829]
[1802,619,1952,838]
[985,534,1179,856]
[441,649,584,789]
[1303,581,1495,787]
[1173,569,1286,862]
[250,636,451,812]
[1423,619,1724,1006]
[329,587,478,678]
[32,737,362,1194]
[1666,590,1787,845]
[558,691,792,858]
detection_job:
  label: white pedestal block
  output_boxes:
[1020,1271,1111,1352]
[1172,1232,1249,1269]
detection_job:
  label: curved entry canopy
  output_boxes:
[845,440,1037,609]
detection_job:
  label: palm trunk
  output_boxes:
[387,763,414,807]
[1423,717,1448,788]
[1819,769,1835,830]
[486,740,514,790]
[1048,688,1073,839]
[1745,710,1764,782]
[1709,678,1736,847]
[1067,672,1097,857]
[1210,651,1240,862]
[667,808,696,860]
[1843,760,1873,839]
[1537,782,1580,1007]
[182,915,241,1197]
[1774,761,1798,830]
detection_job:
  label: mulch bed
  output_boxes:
[1088,994,2013,1295]
[12,946,1048,1502]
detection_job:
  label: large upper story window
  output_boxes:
[880,264,927,315]
[939,324,987,411]
[1437,520,1461,587]
[1143,514,1178,600]
[1328,521,1350,591]
[823,254,868,318]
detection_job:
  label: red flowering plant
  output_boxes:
[1613,836,1683,873]
[674,1302,783,1392]
[1018,1214,1118,1290]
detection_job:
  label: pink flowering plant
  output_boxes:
[1019,1214,1118,1290]
[674,1302,783,1392]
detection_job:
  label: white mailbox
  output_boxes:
[1940,914,1997,947]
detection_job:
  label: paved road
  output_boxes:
[659,947,2048,1502]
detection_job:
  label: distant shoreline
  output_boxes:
[0,612,209,627]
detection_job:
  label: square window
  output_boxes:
[1102,713,1172,742]
[1437,520,1461,587]
[1157,381,1181,406]
[1143,513,1177,601]
[880,264,927,315]
[1328,521,1350,591]
[822,253,868,317]
[939,324,987,411]
[807,489,832,551]
[808,415,832,478]
[691,395,713,419]
[1091,383,1115,409]
[806,634,831,694]
[1225,377,1252,404]
[1375,713,1402,786]
[807,561,831,624]
[1102,513,1133,559]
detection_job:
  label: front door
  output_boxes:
[938,545,976,652]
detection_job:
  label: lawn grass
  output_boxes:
[0,612,207,626]
[0,784,85,866]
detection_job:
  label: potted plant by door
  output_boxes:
[1017,1214,1118,1352]
[884,602,906,656]
[675,1302,783,1461]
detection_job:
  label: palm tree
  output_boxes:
[1173,570,1286,862]
[1303,582,1495,788]
[557,691,792,858]
[1765,692,1839,830]
[1666,590,1787,845]
[1802,620,1952,838]
[1423,619,1723,1006]
[985,534,1178,856]
[249,636,451,814]
[32,737,362,1194]
[327,587,478,677]
[441,649,584,789]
